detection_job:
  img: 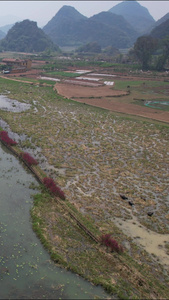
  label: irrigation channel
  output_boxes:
[0,142,109,299]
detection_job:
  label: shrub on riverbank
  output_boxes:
[101,234,123,253]
[0,130,17,146]
[43,177,65,200]
[20,152,38,166]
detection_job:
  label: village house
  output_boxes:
[2,58,32,73]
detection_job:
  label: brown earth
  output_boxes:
[2,63,169,124]
[54,82,169,124]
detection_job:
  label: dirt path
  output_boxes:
[0,75,34,84]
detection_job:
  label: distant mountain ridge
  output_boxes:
[156,13,169,27]
[0,24,14,34]
[43,5,87,47]
[44,5,87,34]
[109,0,155,34]
[90,11,138,41]
[0,29,5,40]
[0,2,169,53]
[150,18,169,39]
[43,5,141,48]
[145,12,169,34]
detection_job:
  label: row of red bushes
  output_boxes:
[0,131,38,165]
[0,130,17,146]
[0,130,65,200]
[43,177,66,200]
[20,152,38,166]
[101,234,123,253]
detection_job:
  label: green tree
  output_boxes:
[134,36,158,70]
[77,41,101,53]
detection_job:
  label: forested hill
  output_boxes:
[0,2,168,53]
[90,12,138,42]
[150,18,169,39]
[43,5,87,35]
[43,6,140,48]
[0,19,59,52]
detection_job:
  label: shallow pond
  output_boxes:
[0,143,109,299]
[0,95,30,112]
[114,216,169,270]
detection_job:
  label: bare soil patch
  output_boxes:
[54,82,169,123]
[54,81,127,98]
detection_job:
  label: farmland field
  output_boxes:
[54,78,169,123]
[0,61,169,299]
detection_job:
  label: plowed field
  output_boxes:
[54,81,169,123]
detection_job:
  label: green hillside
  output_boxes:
[0,19,59,52]
[150,18,169,39]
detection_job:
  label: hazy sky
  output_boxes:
[0,1,169,27]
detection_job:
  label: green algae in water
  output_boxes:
[0,144,109,299]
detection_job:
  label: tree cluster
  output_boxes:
[132,35,169,71]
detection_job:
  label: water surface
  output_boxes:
[0,95,30,112]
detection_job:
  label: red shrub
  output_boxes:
[43,177,65,200]
[101,234,111,247]
[0,131,8,138]
[101,234,123,253]
[55,186,65,200]
[20,152,38,166]
[43,177,54,188]
[0,130,17,146]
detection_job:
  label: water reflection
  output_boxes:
[0,95,30,112]
[0,144,108,299]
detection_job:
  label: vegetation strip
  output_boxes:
[0,130,112,246]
